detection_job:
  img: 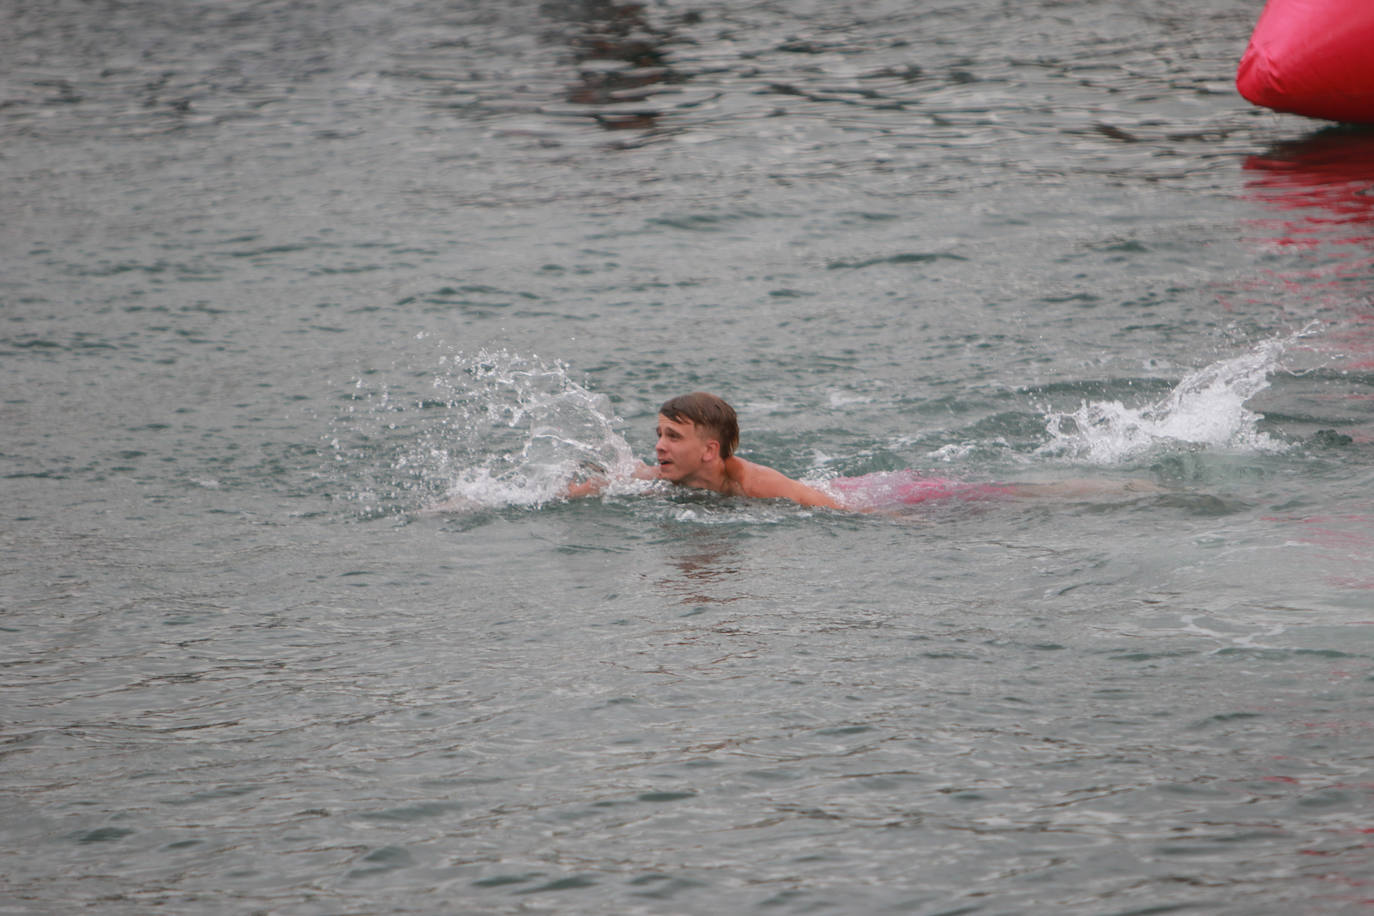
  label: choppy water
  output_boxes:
[4,0,1374,913]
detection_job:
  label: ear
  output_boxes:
[701,437,721,461]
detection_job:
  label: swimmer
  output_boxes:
[567,391,1164,510]
[569,391,843,508]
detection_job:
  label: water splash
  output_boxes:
[329,349,641,516]
[1038,336,1294,464]
[432,350,643,511]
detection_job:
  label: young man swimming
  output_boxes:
[566,391,1161,509]
[569,392,843,508]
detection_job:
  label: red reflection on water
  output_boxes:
[1244,127,1374,244]
[1259,512,1374,589]
[1242,127,1374,366]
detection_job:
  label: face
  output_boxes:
[654,414,717,483]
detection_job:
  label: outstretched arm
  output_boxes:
[564,461,659,499]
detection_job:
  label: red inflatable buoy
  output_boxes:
[1237,0,1374,124]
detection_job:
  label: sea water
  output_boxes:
[3,0,1373,913]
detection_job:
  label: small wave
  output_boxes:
[1037,335,1298,464]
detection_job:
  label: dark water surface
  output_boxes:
[4,1,1374,913]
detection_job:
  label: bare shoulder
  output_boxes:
[733,459,843,509]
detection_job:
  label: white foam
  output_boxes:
[1038,336,1293,465]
